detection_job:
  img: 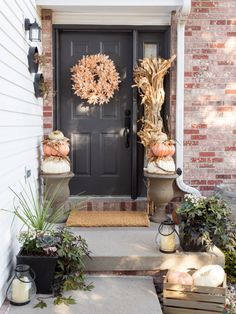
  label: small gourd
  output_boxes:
[48,130,66,141]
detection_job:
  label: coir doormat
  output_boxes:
[66,210,150,227]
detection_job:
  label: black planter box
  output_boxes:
[34,73,44,98]
[28,46,39,73]
[17,250,58,294]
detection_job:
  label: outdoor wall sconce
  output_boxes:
[24,18,41,42]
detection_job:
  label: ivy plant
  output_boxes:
[34,228,93,308]
[177,194,236,251]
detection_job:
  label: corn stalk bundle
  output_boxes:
[133,55,176,148]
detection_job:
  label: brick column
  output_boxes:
[41,9,53,136]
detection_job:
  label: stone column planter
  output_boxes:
[144,171,178,223]
[41,172,74,223]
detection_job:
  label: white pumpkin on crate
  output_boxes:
[42,156,70,174]
[192,265,225,287]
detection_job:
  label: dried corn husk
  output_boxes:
[133,55,176,157]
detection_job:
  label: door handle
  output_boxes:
[123,109,131,148]
[123,127,130,148]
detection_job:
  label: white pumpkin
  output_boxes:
[192,265,225,287]
[147,157,175,174]
[156,157,175,173]
[48,130,66,141]
[167,271,193,285]
[42,157,70,174]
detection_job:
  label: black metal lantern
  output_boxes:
[155,220,179,253]
[25,19,41,42]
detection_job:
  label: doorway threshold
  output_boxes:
[69,196,147,212]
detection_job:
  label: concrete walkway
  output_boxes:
[7,276,162,314]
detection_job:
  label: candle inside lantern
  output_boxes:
[12,277,31,303]
[160,233,176,252]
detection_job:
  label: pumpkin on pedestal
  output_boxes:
[42,156,70,174]
[43,141,70,157]
[42,131,71,174]
[150,141,175,158]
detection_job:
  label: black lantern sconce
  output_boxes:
[24,19,41,42]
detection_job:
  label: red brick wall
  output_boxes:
[42,2,236,194]
[182,0,236,194]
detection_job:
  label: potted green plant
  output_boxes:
[177,194,236,252]
[2,181,92,302]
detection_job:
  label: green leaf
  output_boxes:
[34,299,47,309]
[54,296,76,306]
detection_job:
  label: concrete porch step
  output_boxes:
[70,223,225,272]
[7,276,163,314]
[69,196,147,211]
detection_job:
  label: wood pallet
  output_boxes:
[163,271,226,314]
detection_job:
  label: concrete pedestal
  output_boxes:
[144,171,178,223]
[41,172,74,223]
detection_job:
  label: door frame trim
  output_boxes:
[53,25,170,199]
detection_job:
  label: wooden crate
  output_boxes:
[163,270,226,314]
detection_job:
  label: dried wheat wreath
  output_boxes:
[71,54,120,105]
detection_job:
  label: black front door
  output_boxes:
[58,31,133,195]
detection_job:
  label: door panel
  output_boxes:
[58,31,133,195]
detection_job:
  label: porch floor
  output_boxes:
[69,223,225,272]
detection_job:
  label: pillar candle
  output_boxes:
[12,277,31,303]
[160,233,176,252]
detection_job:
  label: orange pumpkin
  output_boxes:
[151,142,175,157]
[168,144,175,157]
[43,142,69,157]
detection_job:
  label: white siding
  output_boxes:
[0,0,42,306]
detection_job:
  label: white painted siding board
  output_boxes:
[0,94,42,114]
[0,78,36,103]
[0,44,30,76]
[0,147,40,177]
[3,0,23,24]
[0,29,28,63]
[0,60,34,89]
[0,111,42,126]
[0,1,24,35]
[0,162,40,196]
[24,0,41,20]
[0,126,42,142]
[0,0,42,306]
[20,0,41,22]
[0,14,26,53]
[0,139,41,160]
